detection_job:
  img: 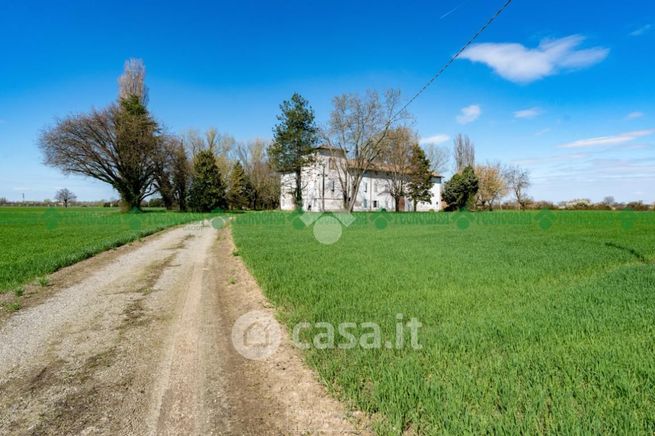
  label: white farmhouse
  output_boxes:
[280,146,443,212]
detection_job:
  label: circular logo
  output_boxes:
[539,217,553,230]
[373,216,388,230]
[313,215,343,245]
[211,216,227,229]
[456,216,470,230]
[231,310,282,360]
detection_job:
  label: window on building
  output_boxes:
[373,200,378,208]
[364,182,368,193]
[329,158,336,170]
[330,180,335,193]
[363,198,368,208]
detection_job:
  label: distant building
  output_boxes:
[280,146,443,212]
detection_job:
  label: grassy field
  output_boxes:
[0,207,213,294]
[232,210,655,434]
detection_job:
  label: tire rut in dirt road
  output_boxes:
[0,223,365,435]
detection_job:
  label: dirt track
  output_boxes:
[0,222,363,435]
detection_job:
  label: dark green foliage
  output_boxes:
[269,93,318,209]
[188,150,226,212]
[171,143,191,211]
[227,162,251,210]
[407,144,433,210]
[114,95,160,211]
[442,165,479,210]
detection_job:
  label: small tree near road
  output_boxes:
[171,142,191,211]
[227,162,250,210]
[188,149,226,212]
[55,188,77,207]
[407,144,433,211]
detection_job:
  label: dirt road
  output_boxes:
[0,222,362,435]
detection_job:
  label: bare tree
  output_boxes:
[504,165,531,210]
[423,143,450,175]
[380,127,415,212]
[325,89,407,211]
[118,58,148,105]
[55,188,77,207]
[453,134,475,172]
[237,139,280,209]
[185,128,236,186]
[475,162,508,210]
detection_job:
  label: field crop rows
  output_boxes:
[232,211,655,434]
[0,207,213,294]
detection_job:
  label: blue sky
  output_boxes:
[1,0,654,203]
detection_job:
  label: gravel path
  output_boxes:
[0,222,363,435]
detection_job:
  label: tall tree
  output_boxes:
[325,89,407,211]
[227,162,250,210]
[188,149,226,212]
[40,60,160,212]
[453,134,475,173]
[269,93,318,210]
[423,143,450,175]
[475,162,508,210]
[407,144,433,211]
[118,58,148,105]
[55,188,77,208]
[442,165,479,210]
[504,165,531,210]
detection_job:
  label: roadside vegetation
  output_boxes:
[233,210,655,434]
[0,207,215,296]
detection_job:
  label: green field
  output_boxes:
[232,210,655,434]
[0,207,213,293]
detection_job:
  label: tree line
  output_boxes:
[40,59,279,212]
[40,59,643,214]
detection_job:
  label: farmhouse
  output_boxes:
[280,146,443,212]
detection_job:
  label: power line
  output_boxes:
[394,0,514,118]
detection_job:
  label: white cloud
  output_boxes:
[514,107,542,119]
[456,104,481,124]
[460,35,609,83]
[419,134,450,145]
[558,129,655,148]
[630,24,652,36]
[625,111,644,120]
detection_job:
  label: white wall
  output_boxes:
[280,151,442,212]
